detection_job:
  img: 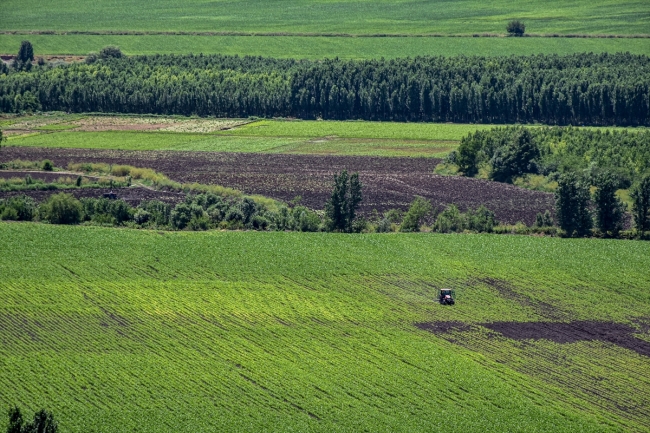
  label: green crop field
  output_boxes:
[2,35,650,59]
[5,118,488,157]
[1,0,648,35]
[5,118,643,157]
[1,223,649,432]
[6,131,454,157]
[1,0,649,58]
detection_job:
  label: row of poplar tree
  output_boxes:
[1,50,649,125]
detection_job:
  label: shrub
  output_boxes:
[506,20,526,36]
[0,195,36,221]
[133,209,151,225]
[292,206,320,232]
[400,196,432,232]
[99,45,123,60]
[534,210,554,228]
[433,205,466,233]
[171,202,205,230]
[383,209,402,224]
[187,214,211,231]
[375,218,393,233]
[39,193,83,224]
[42,160,53,171]
[466,205,497,233]
[138,200,171,226]
[85,52,98,64]
[81,198,133,225]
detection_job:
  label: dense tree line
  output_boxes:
[454,126,650,186]
[1,52,649,125]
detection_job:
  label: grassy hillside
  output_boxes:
[1,0,648,35]
[3,35,650,59]
[0,223,649,432]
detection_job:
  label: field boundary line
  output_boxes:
[1,30,649,39]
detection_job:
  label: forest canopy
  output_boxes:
[1,52,649,126]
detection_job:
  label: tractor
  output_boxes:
[438,289,455,305]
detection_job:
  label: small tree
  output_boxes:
[39,193,83,224]
[99,46,123,60]
[593,172,626,235]
[466,205,497,233]
[324,170,362,232]
[555,172,592,237]
[630,174,650,232]
[400,196,432,232]
[433,204,466,233]
[15,40,34,71]
[506,20,526,36]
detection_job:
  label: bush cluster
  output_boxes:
[1,192,326,232]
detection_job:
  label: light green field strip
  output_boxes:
[1,0,648,35]
[6,131,301,152]
[1,224,649,432]
[6,131,455,157]
[2,34,650,58]
[223,120,492,140]
[5,120,480,156]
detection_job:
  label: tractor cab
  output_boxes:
[438,289,455,305]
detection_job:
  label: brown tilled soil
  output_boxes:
[0,147,555,224]
[420,320,650,357]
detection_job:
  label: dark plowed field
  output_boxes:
[1,147,555,224]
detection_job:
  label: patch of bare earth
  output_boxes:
[418,320,650,357]
[483,321,650,357]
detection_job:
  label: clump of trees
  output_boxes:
[7,406,57,433]
[454,126,650,187]
[1,49,648,125]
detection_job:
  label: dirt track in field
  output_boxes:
[0,147,555,224]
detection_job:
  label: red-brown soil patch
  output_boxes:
[1,147,554,224]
